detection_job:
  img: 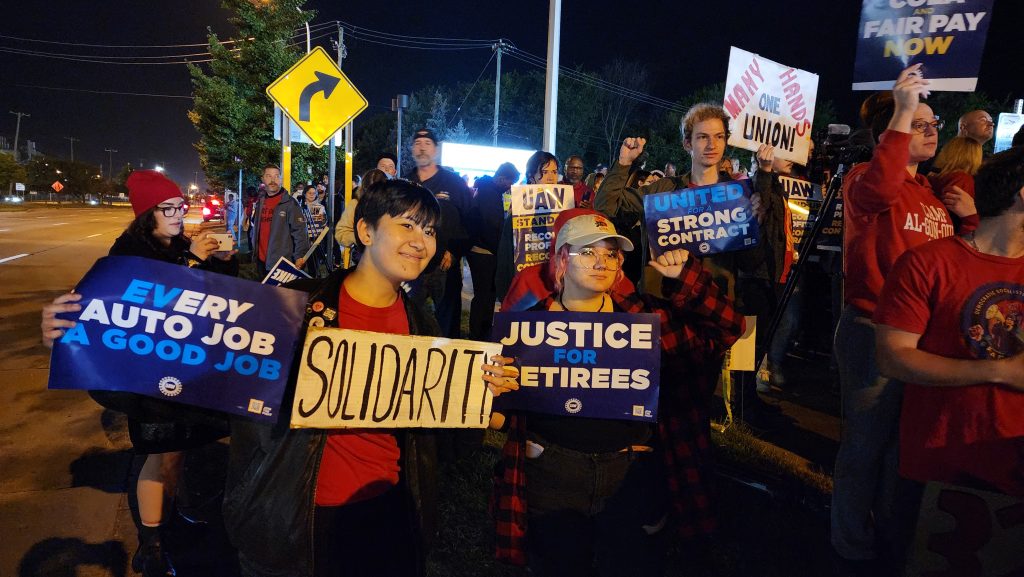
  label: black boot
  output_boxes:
[132,525,176,576]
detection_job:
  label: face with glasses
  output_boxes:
[565,239,623,294]
[908,103,940,164]
[152,197,187,243]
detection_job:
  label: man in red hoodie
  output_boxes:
[831,64,954,573]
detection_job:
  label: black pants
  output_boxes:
[435,256,464,339]
[466,251,497,341]
[313,487,418,577]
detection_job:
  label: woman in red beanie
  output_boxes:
[40,170,237,577]
[493,209,744,576]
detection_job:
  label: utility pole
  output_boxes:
[8,111,29,198]
[492,41,503,146]
[326,23,343,269]
[9,111,29,162]
[104,148,118,182]
[340,25,355,268]
[64,136,79,162]
[392,94,409,170]
[543,0,561,155]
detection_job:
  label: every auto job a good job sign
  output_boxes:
[48,256,309,421]
[491,311,661,422]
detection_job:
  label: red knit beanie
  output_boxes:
[127,170,182,217]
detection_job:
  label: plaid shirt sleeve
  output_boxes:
[493,415,528,565]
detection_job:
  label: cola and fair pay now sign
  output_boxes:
[266,47,368,148]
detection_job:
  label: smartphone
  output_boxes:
[209,233,234,251]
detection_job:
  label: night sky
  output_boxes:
[2,0,1022,190]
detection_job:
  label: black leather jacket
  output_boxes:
[223,267,440,577]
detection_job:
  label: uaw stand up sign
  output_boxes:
[491,311,661,422]
[48,256,308,421]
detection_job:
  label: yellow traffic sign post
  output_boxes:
[267,47,368,149]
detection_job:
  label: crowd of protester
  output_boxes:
[39,63,1024,577]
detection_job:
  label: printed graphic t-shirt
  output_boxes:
[257,193,282,263]
[314,282,409,506]
[874,236,1024,496]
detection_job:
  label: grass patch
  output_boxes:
[711,421,833,499]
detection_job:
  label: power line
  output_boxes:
[15,84,193,99]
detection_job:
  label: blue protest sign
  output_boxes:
[48,256,309,421]
[643,179,759,258]
[491,311,661,422]
[853,0,995,92]
[262,256,311,286]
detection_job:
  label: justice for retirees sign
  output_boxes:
[48,256,309,421]
[853,0,995,92]
[723,47,819,166]
[511,184,575,271]
[491,312,661,422]
[291,329,503,429]
[643,180,759,258]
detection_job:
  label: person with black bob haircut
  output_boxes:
[222,178,520,577]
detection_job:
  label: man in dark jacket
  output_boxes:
[249,164,310,277]
[405,128,473,339]
[467,162,520,340]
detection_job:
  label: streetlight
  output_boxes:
[154,165,165,173]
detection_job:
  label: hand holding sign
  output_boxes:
[618,137,647,167]
[755,144,775,173]
[41,291,83,348]
[481,354,520,397]
[894,64,932,107]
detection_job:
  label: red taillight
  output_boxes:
[212,199,221,206]
[203,207,211,216]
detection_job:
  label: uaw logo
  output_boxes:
[699,242,711,253]
[158,376,183,397]
[593,217,610,230]
[564,398,583,414]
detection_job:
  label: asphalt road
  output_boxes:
[0,205,216,577]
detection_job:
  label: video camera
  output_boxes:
[808,124,873,184]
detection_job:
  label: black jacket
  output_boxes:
[468,175,507,254]
[223,267,441,577]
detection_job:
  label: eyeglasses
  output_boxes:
[156,204,188,217]
[568,248,621,271]
[910,120,944,134]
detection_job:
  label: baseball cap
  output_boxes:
[554,212,634,252]
[412,128,437,144]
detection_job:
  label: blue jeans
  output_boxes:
[525,440,669,577]
[830,306,903,560]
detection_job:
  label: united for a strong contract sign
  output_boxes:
[643,180,759,257]
[48,256,308,420]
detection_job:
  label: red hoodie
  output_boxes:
[843,130,954,316]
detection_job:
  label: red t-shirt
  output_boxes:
[874,236,1024,496]
[843,130,955,316]
[313,282,409,506]
[257,193,282,263]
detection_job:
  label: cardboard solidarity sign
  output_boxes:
[48,256,309,421]
[291,329,503,429]
[262,256,311,286]
[643,179,760,258]
[511,184,575,271]
[853,0,995,92]
[490,311,661,422]
[723,47,819,165]
[908,482,1024,576]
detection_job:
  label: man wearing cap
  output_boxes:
[467,162,521,340]
[406,128,473,338]
[249,164,309,278]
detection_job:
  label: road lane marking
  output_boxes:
[51,222,69,226]
[85,233,103,238]
[0,253,29,264]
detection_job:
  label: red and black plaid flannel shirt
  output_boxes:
[493,256,745,564]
